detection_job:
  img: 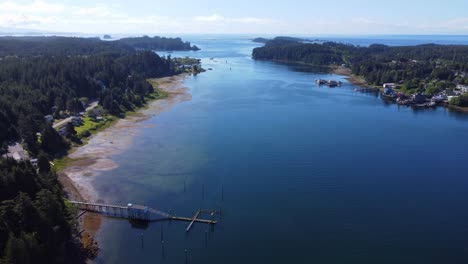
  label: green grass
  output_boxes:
[75,116,116,139]
[75,117,99,138]
[144,79,170,105]
[145,89,168,101]
[55,79,169,173]
[52,156,73,173]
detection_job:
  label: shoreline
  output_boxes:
[263,59,468,113]
[258,59,369,88]
[330,66,369,87]
[58,74,192,259]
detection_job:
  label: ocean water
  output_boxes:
[91,36,468,264]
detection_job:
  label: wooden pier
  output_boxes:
[70,201,218,231]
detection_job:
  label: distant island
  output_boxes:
[252,36,307,45]
[118,36,200,51]
[0,35,200,57]
[253,37,468,109]
[103,34,112,39]
[252,37,269,44]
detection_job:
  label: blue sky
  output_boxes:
[1,0,468,34]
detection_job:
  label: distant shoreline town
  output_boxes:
[253,37,468,111]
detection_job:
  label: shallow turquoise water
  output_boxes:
[92,36,468,264]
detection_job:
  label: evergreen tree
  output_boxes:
[40,126,69,156]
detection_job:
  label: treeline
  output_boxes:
[0,35,200,57]
[350,44,468,86]
[253,37,468,91]
[0,37,133,57]
[118,36,200,51]
[0,159,84,263]
[253,41,349,65]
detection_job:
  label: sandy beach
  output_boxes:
[331,66,369,87]
[58,74,191,257]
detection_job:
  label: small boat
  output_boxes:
[315,79,342,87]
[381,93,397,101]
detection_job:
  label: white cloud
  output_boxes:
[0,1,468,34]
[439,17,468,30]
[194,13,274,25]
[0,0,64,13]
[73,6,114,17]
[195,14,224,22]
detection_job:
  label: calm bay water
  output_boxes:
[92,36,468,264]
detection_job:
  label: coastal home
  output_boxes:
[383,87,395,95]
[30,158,38,167]
[71,116,83,126]
[44,115,54,124]
[3,143,29,161]
[456,85,468,93]
[383,83,396,89]
[12,151,27,161]
[59,127,69,137]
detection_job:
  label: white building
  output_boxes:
[456,85,468,93]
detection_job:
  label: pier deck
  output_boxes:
[70,201,218,229]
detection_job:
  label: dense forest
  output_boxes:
[0,46,176,156]
[0,37,132,57]
[0,36,192,262]
[253,37,468,104]
[118,36,200,51]
[0,159,84,263]
[0,35,200,57]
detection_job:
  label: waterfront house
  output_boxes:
[456,85,468,93]
[30,158,38,167]
[71,116,83,126]
[383,87,395,95]
[44,115,54,124]
[383,83,396,89]
[12,151,26,161]
[59,127,69,137]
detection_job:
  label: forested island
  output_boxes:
[253,37,468,107]
[118,36,200,51]
[252,37,269,44]
[0,36,201,262]
[0,36,200,57]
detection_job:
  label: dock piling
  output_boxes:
[141,233,144,249]
[160,224,164,241]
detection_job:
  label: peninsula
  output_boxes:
[0,35,201,262]
[118,36,200,51]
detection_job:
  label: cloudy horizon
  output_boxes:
[1,0,468,35]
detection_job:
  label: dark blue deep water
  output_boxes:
[92,36,468,264]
